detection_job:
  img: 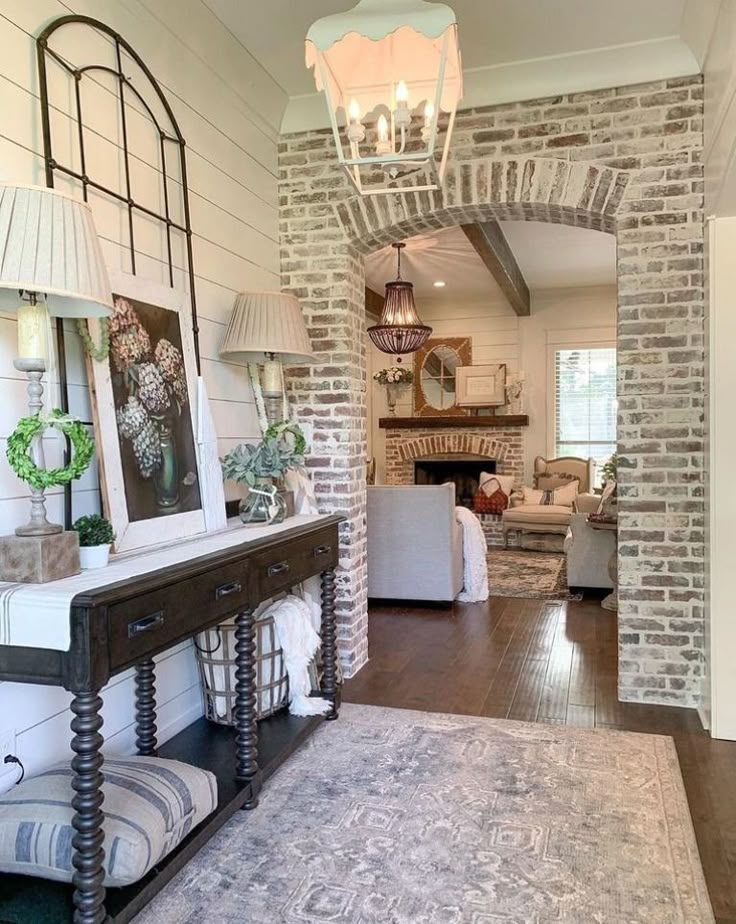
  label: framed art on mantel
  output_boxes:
[86,272,211,552]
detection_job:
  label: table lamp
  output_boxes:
[219,291,314,423]
[0,183,112,581]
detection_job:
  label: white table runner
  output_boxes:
[0,516,328,652]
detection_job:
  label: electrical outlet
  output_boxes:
[0,729,16,773]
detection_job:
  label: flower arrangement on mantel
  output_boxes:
[373,367,414,386]
[374,366,414,417]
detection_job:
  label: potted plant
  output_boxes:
[373,366,413,416]
[221,424,306,525]
[601,453,618,486]
[72,514,115,569]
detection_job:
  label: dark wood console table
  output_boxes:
[0,515,342,924]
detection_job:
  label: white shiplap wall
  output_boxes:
[0,0,284,787]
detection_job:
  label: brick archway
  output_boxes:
[336,156,627,252]
[279,80,704,708]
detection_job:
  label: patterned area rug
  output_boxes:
[488,548,582,600]
[138,705,713,924]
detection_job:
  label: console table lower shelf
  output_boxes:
[0,706,333,923]
[0,514,344,924]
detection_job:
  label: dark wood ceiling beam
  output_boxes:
[461,222,531,317]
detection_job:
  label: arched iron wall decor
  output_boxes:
[36,15,201,526]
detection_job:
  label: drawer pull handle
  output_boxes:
[314,544,331,557]
[215,581,242,600]
[128,611,164,638]
[267,561,290,577]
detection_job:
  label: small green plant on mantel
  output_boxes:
[72,514,115,547]
[601,453,618,486]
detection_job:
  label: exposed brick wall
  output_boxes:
[279,76,705,705]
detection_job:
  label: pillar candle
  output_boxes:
[17,300,49,363]
[262,358,283,397]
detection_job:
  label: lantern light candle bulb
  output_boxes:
[422,100,435,143]
[347,97,366,145]
[394,80,411,135]
[376,113,392,155]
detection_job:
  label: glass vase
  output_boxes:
[153,419,179,508]
[239,476,287,526]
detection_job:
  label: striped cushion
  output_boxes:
[0,756,217,887]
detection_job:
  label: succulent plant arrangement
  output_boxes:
[221,425,306,487]
[373,366,414,385]
[72,514,115,548]
[110,296,189,481]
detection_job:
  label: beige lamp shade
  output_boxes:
[0,182,113,318]
[220,291,314,363]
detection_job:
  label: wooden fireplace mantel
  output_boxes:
[379,415,529,429]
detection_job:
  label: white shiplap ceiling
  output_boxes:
[364,223,616,302]
[203,0,716,132]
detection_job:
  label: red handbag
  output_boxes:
[473,487,508,515]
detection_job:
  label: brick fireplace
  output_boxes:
[382,416,528,545]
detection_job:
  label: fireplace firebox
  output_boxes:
[414,458,496,509]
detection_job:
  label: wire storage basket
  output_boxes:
[195,612,289,725]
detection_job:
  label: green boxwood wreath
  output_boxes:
[6,410,95,491]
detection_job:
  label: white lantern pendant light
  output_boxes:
[306,0,463,196]
[368,243,432,361]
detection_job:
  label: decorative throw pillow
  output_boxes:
[535,471,580,491]
[0,756,217,887]
[521,480,579,508]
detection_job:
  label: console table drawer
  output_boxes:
[108,560,250,668]
[253,526,338,598]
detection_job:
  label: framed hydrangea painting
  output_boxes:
[86,272,207,552]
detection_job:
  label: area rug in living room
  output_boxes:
[488,548,582,600]
[138,704,713,924]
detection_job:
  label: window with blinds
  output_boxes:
[554,347,616,482]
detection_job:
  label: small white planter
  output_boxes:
[79,544,111,570]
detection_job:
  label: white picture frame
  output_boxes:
[86,271,212,553]
[456,364,507,407]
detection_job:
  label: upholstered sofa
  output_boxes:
[564,500,615,589]
[501,456,597,548]
[367,483,464,603]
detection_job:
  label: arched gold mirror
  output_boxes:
[413,337,471,416]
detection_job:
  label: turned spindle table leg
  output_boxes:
[134,659,158,755]
[70,690,106,924]
[234,608,259,808]
[321,568,339,721]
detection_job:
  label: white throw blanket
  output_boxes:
[264,595,333,716]
[455,506,489,603]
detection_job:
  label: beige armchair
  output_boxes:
[502,456,597,548]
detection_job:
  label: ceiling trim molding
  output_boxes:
[281,35,700,134]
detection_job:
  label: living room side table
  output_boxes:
[0,514,342,924]
[587,517,618,612]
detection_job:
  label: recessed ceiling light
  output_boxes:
[433,280,446,288]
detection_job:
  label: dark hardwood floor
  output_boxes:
[343,596,736,924]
